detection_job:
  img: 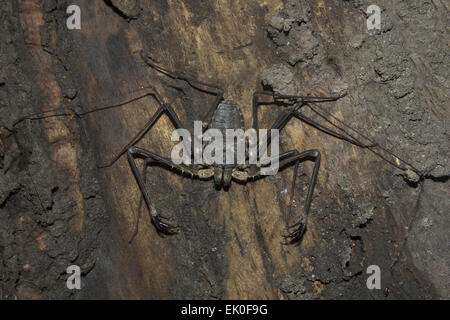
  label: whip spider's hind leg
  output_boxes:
[249,150,321,245]
[129,156,173,242]
[127,146,198,235]
[279,150,321,244]
[250,90,373,244]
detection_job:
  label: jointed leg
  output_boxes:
[127,146,198,235]
[129,157,155,242]
[251,91,345,130]
[250,149,321,244]
[140,51,224,127]
[13,84,166,127]
[99,99,189,168]
[280,150,321,244]
[251,91,373,152]
[294,108,376,148]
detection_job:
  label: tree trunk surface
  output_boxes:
[0,0,448,299]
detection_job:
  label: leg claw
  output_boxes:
[153,214,179,235]
[281,222,306,245]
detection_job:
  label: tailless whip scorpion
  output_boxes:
[15,51,421,245]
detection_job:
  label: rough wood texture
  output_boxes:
[0,0,448,299]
